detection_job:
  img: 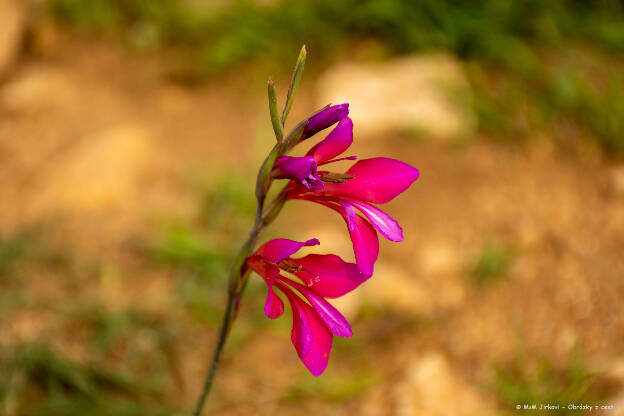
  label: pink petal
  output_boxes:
[256,238,320,263]
[280,284,333,376]
[264,276,284,319]
[338,200,357,232]
[296,197,379,276]
[281,277,352,338]
[349,200,403,242]
[306,117,354,164]
[349,214,380,276]
[323,158,420,204]
[292,254,370,298]
[246,255,281,281]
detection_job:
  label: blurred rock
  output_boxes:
[604,359,624,416]
[607,166,624,199]
[329,255,466,319]
[317,54,476,140]
[362,353,500,416]
[35,123,159,213]
[395,353,500,416]
[29,19,63,58]
[0,66,73,112]
[361,261,432,314]
[330,261,433,319]
[0,0,26,78]
[418,242,461,275]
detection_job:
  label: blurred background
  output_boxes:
[1,0,624,415]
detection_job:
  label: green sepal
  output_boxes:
[281,45,306,125]
[255,144,280,201]
[267,78,284,142]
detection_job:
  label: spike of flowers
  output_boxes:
[194,47,420,415]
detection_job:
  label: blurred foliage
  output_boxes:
[0,230,32,278]
[470,240,515,286]
[47,0,624,66]
[493,348,612,415]
[0,342,177,416]
[0,174,262,414]
[281,370,377,403]
[147,174,256,324]
[45,0,624,155]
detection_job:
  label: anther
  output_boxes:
[277,259,302,273]
[319,172,355,183]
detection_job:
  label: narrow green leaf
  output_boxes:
[281,45,307,126]
[267,78,283,142]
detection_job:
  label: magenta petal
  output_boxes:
[247,256,281,281]
[256,238,320,263]
[271,156,324,190]
[349,214,379,276]
[280,285,333,376]
[338,200,357,232]
[264,276,284,319]
[284,289,312,358]
[282,278,352,338]
[304,103,349,139]
[349,200,404,242]
[299,198,379,275]
[292,254,370,298]
[306,117,354,164]
[323,157,420,204]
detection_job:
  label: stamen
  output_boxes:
[320,155,357,166]
[277,259,302,273]
[319,172,355,183]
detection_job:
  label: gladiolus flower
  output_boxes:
[287,115,420,275]
[271,155,324,190]
[246,238,370,376]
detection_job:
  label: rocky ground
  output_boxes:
[1,16,624,416]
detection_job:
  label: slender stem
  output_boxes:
[192,173,286,416]
[192,290,236,416]
[193,53,302,412]
[192,229,259,416]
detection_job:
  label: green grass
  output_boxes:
[281,370,377,403]
[470,241,515,286]
[0,343,177,416]
[146,174,256,323]
[493,348,610,415]
[43,0,624,156]
[0,229,38,278]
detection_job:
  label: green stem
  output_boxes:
[192,228,260,415]
[192,176,287,416]
[191,289,236,416]
[193,47,305,411]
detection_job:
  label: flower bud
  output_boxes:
[303,103,349,139]
[271,155,324,190]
